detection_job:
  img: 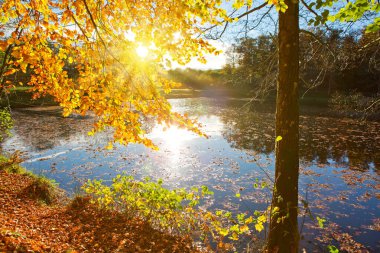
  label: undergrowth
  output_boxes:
[83,175,269,252]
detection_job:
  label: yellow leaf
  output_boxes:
[239,224,249,233]
[255,223,264,232]
[20,62,28,73]
[258,215,266,223]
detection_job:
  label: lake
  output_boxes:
[2,97,379,252]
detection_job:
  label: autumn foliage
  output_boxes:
[0,0,236,148]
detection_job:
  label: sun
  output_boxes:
[136,45,149,58]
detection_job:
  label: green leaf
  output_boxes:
[219,228,229,236]
[327,245,339,253]
[317,216,326,228]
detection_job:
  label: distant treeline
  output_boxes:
[168,29,380,99]
[2,29,379,102]
[167,69,225,90]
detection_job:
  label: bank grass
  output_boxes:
[0,87,56,108]
[0,153,61,205]
[0,152,27,174]
[22,175,60,205]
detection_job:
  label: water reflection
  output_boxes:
[2,98,379,251]
[3,99,379,188]
[219,108,379,172]
[3,108,96,152]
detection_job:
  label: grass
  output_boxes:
[0,153,60,204]
[22,175,59,205]
[9,86,31,92]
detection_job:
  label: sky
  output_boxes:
[176,2,276,70]
[174,0,374,70]
[173,40,229,70]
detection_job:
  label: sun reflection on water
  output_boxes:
[149,125,197,148]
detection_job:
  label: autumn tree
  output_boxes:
[0,0,234,148]
[268,1,379,251]
[265,0,300,251]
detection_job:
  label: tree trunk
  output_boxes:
[267,0,299,252]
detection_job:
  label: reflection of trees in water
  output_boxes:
[7,109,96,151]
[221,110,275,154]
[299,117,379,171]
[5,102,380,172]
[220,109,380,171]
[7,109,158,152]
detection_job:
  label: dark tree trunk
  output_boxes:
[267,0,299,252]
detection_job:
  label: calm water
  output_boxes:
[2,98,379,252]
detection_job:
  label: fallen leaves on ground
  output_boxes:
[0,171,199,252]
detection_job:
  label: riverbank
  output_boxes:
[3,87,378,121]
[0,155,197,252]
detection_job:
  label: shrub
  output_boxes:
[0,108,13,142]
[83,175,268,251]
[0,152,25,174]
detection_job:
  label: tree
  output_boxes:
[266,0,300,251]
[0,0,232,149]
[223,36,277,96]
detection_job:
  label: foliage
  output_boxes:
[328,0,380,33]
[0,108,13,141]
[223,29,379,98]
[167,68,225,90]
[306,0,380,32]
[0,0,243,149]
[328,245,339,253]
[83,175,269,251]
[316,216,326,228]
[0,152,24,173]
[223,35,277,96]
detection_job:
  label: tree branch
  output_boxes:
[200,3,268,36]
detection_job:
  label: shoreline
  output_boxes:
[0,155,198,252]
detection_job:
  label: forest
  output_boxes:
[168,29,379,118]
